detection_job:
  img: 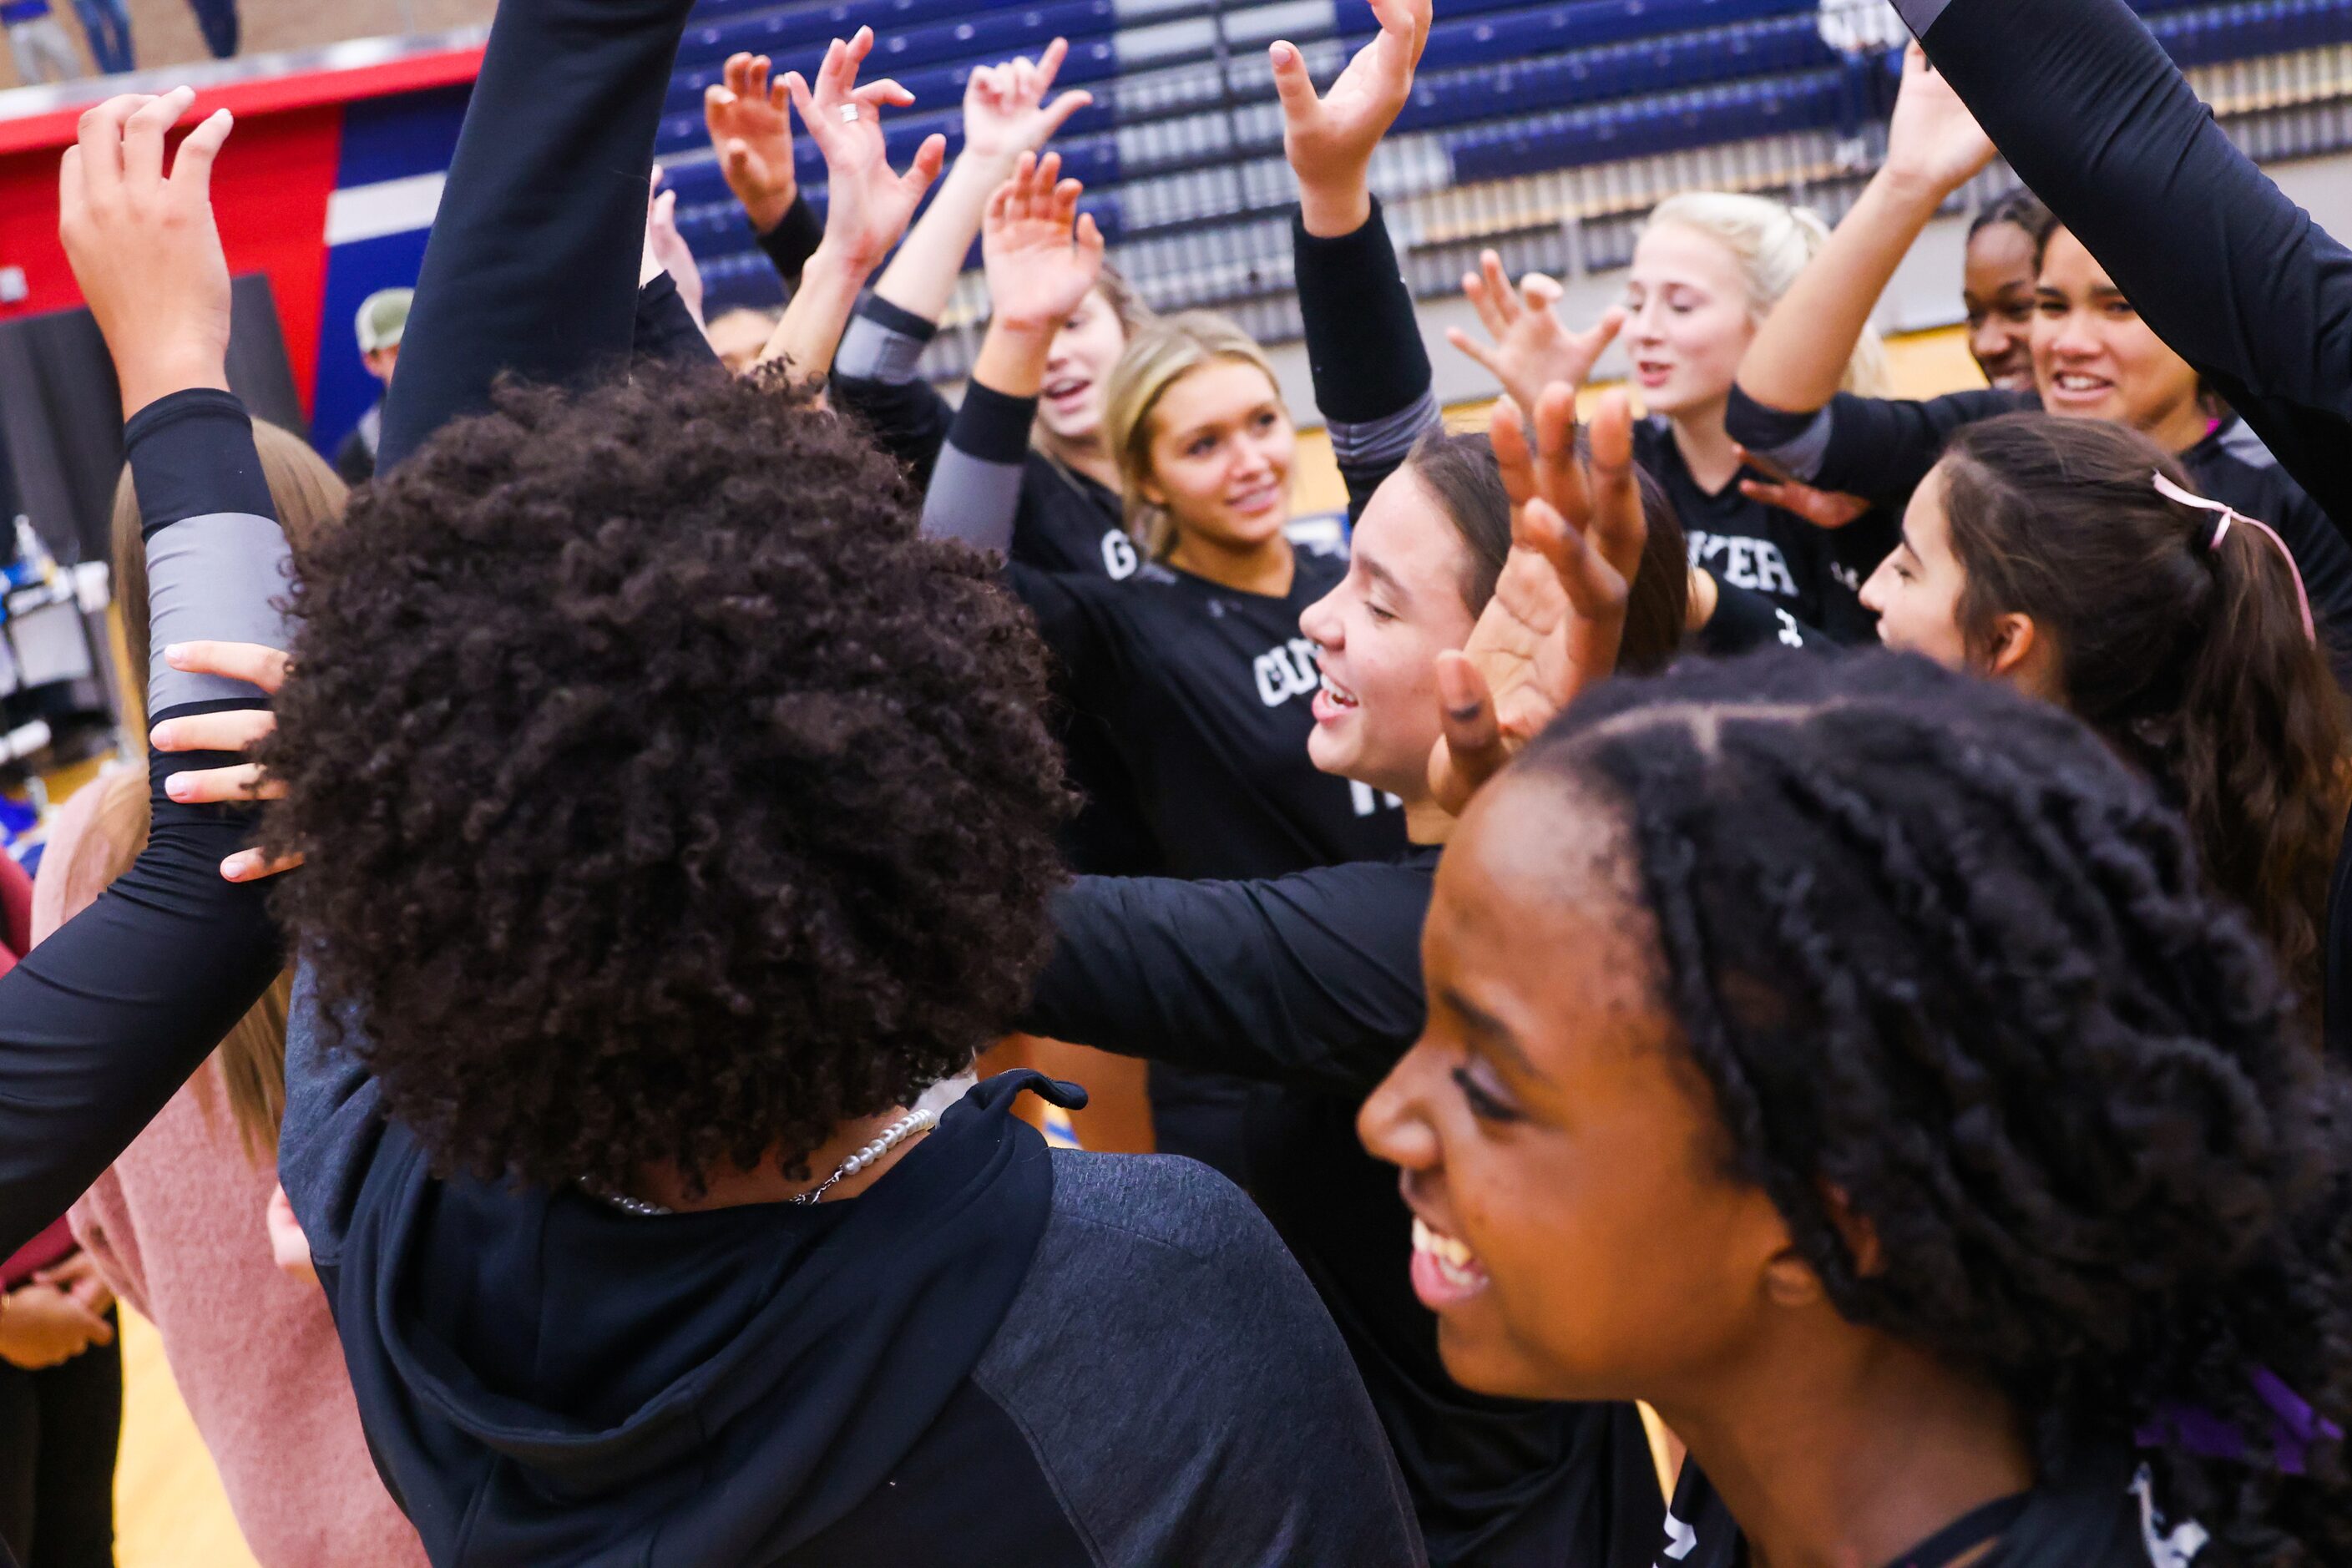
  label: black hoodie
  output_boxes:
[279,971,1426,1566]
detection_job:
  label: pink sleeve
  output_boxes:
[32,766,140,944]
[68,1168,149,1320]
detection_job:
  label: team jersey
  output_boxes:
[1653,1450,2208,1568]
[1636,417,1896,645]
[1007,545,1408,881]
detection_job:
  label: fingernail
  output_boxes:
[149,722,174,747]
[164,774,190,799]
[163,642,185,663]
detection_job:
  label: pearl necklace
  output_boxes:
[592,1108,938,1217]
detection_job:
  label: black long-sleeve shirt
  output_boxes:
[0,392,290,1258]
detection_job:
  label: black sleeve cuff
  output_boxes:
[1723,383,1826,449]
[124,388,274,538]
[952,380,1039,464]
[634,272,722,370]
[756,195,826,286]
[1295,194,1431,425]
[855,291,941,345]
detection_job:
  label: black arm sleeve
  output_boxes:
[378,0,699,472]
[633,272,722,371]
[1019,860,1434,1100]
[0,390,289,1256]
[756,195,825,288]
[920,379,1033,555]
[1726,383,2027,507]
[1295,198,1440,524]
[1697,574,1826,656]
[832,294,955,484]
[1903,0,2352,534]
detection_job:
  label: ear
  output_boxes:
[1137,473,1167,508]
[1767,1180,1882,1308]
[1761,1243,1829,1309]
[1982,610,2041,683]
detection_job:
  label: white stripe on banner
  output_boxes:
[325,172,447,247]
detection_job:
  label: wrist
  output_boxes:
[1297,176,1373,240]
[973,316,1053,399]
[1872,161,1961,212]
[809,234,887,283]
[115,350,230,421]
[746,187,797,235]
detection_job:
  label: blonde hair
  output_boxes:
[1644,191,1894,397]
[1102,310,1285,559]
[105,419,346,1161]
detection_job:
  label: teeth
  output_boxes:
[1320,673,1358,707]
[1412,1215,1476,1270]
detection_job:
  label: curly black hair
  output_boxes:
[260,368,1073,1194]
[1519,649,2350,1563]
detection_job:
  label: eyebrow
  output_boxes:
[1439,984,1547,1083]
[1362,552,1412,606]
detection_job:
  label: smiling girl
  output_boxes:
[1729,45,2352,675]
[1361,649,2352,1568]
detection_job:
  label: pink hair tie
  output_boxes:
[2152,471,2317,644]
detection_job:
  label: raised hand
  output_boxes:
[149,640,302,883]
[1446,250,1626,413]
[961,38,1092,169]
[641,167,707,326]
[982,151,1104,335]
[787,28,948,271]
[705,53,799,234]
[1270,0,1429,234]
[58,87,235,417]
[1427,385,1645,813]
[1881,40,1996,199]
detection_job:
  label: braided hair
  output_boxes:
[1517,649,2351,1564]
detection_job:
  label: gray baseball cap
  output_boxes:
[356,288,413,355]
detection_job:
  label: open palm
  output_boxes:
[705,52,797,231]
[962,38,1092,165]
[787,28,947,269]
[983,151,1104,333]
[1428,386,1646,813]
[1272,0,1429,187]
[1449,250,1625,412]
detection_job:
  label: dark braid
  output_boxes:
[1520,650,2350,1564]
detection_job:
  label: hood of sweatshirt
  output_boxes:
[321,1072,1075,1565]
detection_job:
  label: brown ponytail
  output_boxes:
[1939,414,2350,1015]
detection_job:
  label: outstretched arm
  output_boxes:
[1902,0,2352,532]
[703,50,824,285]
[1737,43,1995,416]
[1023,861,1434,1100]
[752,29,947,386]
[919,151,1102,554]
[1274,0,1438,521]
[0,92,288,1255]
[377,0,702,472]
[869,39,1090,326]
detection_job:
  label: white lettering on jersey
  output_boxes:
[1100,530,1140,580]
[1657,1509,1700,1564]
[1348,781,1404,817]
[1253,636,1322,708]
[2132,1465,2209,1566]
[1687,530,1798,598]
[1774,609,1805,649]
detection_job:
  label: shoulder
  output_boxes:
[1033,1148,1291,1272]
[973,1151,1419,1567]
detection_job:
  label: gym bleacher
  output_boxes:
[663,0,2352,377]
